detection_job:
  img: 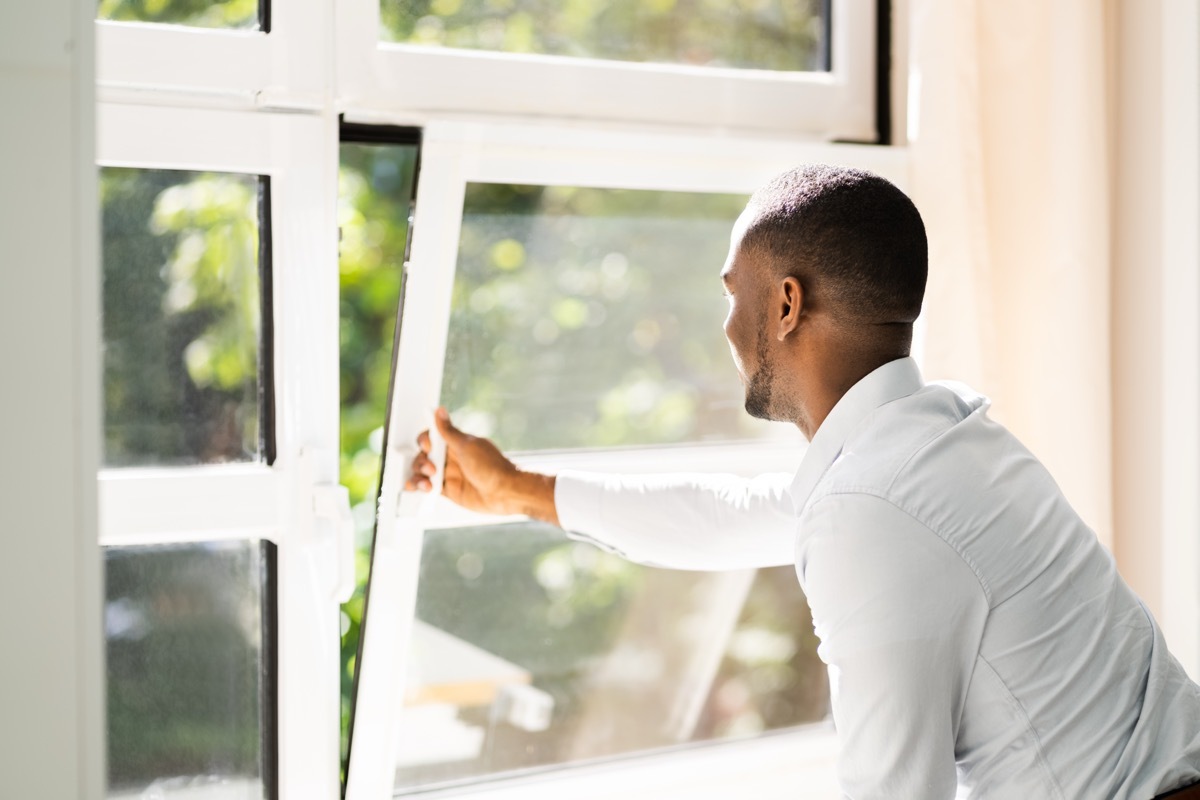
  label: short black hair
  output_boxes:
[742,165,928,326]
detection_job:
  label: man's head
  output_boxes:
[720,165,927,433]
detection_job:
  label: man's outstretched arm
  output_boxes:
[404,409,797,570]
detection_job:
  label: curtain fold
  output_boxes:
[908,0,1114,546]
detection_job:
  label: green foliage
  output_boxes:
[101,168,261,466]
[442,183,774,452]
[417,525,638,685]
[105,543,264,790]
[336,144,420,768]
[97,0,258,29]
[382,0,824,71]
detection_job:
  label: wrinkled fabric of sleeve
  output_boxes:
[553,469,796,570]
[797,493,989,800]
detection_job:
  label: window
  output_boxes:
[380,0,827,72]
[95,0,895,796]
[101,167,268,467]
[97,104,343,797]
[442,184,774,450]
[344,125,907,798]
[338,0,875,138]
[97,0,263,30]
[390,523,826,792]
[105,541,274,799]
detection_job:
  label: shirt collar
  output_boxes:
[789,356,925,515]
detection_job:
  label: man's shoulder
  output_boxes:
[817,382,991,499]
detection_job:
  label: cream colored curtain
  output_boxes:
[908,0,1114,546]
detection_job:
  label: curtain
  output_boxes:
[907,0,1114,547]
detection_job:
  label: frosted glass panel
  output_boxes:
[101,168,265,467]
[105,541,272,799]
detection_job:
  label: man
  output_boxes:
[405,166,1200,798]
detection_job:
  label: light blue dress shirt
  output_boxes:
[556,357,1200,799]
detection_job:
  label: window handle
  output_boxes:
[395,410,446,520]
[314,482,355,603]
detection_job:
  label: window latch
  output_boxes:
[313,480,356,604]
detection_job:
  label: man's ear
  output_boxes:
[778,276,803,341]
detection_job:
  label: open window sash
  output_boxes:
[345,119,908,799]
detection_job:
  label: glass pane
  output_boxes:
[337,140,421,767]
[101,168,265,467]
[381,0,826,73]
[443,184,778,452]
[105,541,272,800]
[393,523,828,793]
[97,0,260,30]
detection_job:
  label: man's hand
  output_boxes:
[404,408,560,526]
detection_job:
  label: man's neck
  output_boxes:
[792,349,907,440]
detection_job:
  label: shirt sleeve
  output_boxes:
[553,470,796,570]
[796,493,989,800]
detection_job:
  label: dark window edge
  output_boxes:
[259,176,277,465]
[260,539,280,800]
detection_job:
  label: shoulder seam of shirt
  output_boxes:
[880,393,976,499]
[807,487,995,607]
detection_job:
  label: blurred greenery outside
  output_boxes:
[97,127,829,798]
[101,167,262,467]
[95,0,823,73]
[383,0,825,73]
[97,0,258,29]
[444,183,778,451]
[105,542,266,794]
[397,525,827,789]
[100,164,268,793]
[337,143,421,767]
[96,0,832,783]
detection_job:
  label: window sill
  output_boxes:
[404,724,840,800]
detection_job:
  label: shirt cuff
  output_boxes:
[554,469,608,539]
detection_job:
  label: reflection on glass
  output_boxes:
[443,184,779,452]
[337,141,421,765]
[97,0,259,29]
[105,541,270,800]
[101,168,264,467]
[381,0,825,73]
[393,523,828,792]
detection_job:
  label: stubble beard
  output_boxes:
[743,326,777,421]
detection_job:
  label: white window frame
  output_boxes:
[96,0,331,110]
[336,0,878,140]
[96,102,346,799]
[344,119,908,800]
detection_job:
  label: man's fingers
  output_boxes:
[441,455,465,499]
[434,407,467,446]
[417,429,431,454]
[412,452,437,477]
[404,475,432,492]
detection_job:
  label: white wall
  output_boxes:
[0,0,105,796]
[1111,0,1200,678]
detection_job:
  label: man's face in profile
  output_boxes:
[721,208,777,422]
